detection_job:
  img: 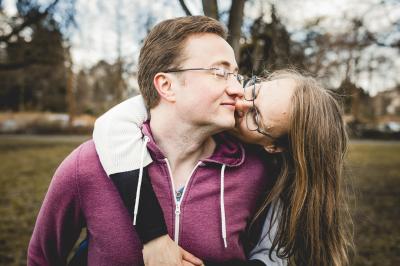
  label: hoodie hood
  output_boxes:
[93,96,153,176]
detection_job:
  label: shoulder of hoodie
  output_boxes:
[216,132,273,172]
[55,139,108,189]
[225,133,270,166]
[240,140,278,185]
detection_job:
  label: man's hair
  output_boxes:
[138,16,228,109]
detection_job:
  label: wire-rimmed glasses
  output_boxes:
[164,67,245,87]
[244,76,276,140]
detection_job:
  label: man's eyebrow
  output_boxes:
[212,61,239,72]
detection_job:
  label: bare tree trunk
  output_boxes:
[178,0,192,16]
[227,0,246,61]
[66,67,76,128]
[202,0,219,20]
[115,0,124,102]
[115,59,124,102]
[351,85,360,121]
[19,86,25,112]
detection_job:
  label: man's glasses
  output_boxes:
[164,67,245,87]
[244,76,276,140]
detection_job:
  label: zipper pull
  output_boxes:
[174,202,181,243]
[175,203,181,215]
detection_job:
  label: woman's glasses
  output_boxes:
[244,76,276,140]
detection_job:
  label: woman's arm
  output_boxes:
[248,201,287,266]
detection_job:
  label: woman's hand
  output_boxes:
[143,234,203,266]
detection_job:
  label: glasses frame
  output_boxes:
[244,76,276,140]
[164,67,245,86]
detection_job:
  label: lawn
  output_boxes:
[347,140,400,265]
[0,136,399,265]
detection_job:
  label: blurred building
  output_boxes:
[373,87,400,119]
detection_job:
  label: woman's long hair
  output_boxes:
[250,70,353,266]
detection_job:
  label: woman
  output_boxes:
[92,69,353,266]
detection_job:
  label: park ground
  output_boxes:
[0,136,399,265]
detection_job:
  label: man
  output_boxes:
[28,16,270,265]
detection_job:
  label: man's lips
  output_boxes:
[221,102,236,106]
[220,102,236,110]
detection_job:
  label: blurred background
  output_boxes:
[0,0,399,265]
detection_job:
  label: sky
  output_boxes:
[3,0,400,95]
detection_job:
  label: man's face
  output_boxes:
[172,33,243,132]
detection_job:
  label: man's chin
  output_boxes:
[228,126,243,139]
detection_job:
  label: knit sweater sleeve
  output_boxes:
[28,146,85,266]
[93,95,153,176]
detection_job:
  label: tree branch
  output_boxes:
[0,0,60,43]
[178,0,192,16]
[202,0,219,20]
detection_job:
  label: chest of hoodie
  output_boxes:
[147,158,267,261]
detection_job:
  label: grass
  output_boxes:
[0,136,89,265]
[0,136,399,265]
[347,141,400,266]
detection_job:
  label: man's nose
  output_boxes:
[226,76,244,98]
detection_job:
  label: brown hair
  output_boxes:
[138,16,228,109]
[250,70,353,266]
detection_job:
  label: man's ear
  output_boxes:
[153,73,176,103]
[263,145,285,154]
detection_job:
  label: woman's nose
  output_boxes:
[235,99,252,112]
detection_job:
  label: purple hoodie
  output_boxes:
[28,122,270,265]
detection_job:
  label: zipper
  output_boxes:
[164,158,202,244]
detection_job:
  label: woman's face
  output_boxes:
[232,78,296,151]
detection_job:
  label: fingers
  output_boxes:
[180,247,203,266]
[143,235,184,266]
[182,261,201,266]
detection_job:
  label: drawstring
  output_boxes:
[133,136,150,225]
[220,164,227,248]
[132,139,228,248]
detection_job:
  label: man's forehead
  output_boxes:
[182,33,237,69]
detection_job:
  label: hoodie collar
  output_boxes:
[141,121,245,167]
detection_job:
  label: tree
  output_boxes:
[177,1,306,76]
[178,0,246,60]
[298,1,400,120]
[0,0,76,112]
[239,5,306,75]
[0,0,76,70]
